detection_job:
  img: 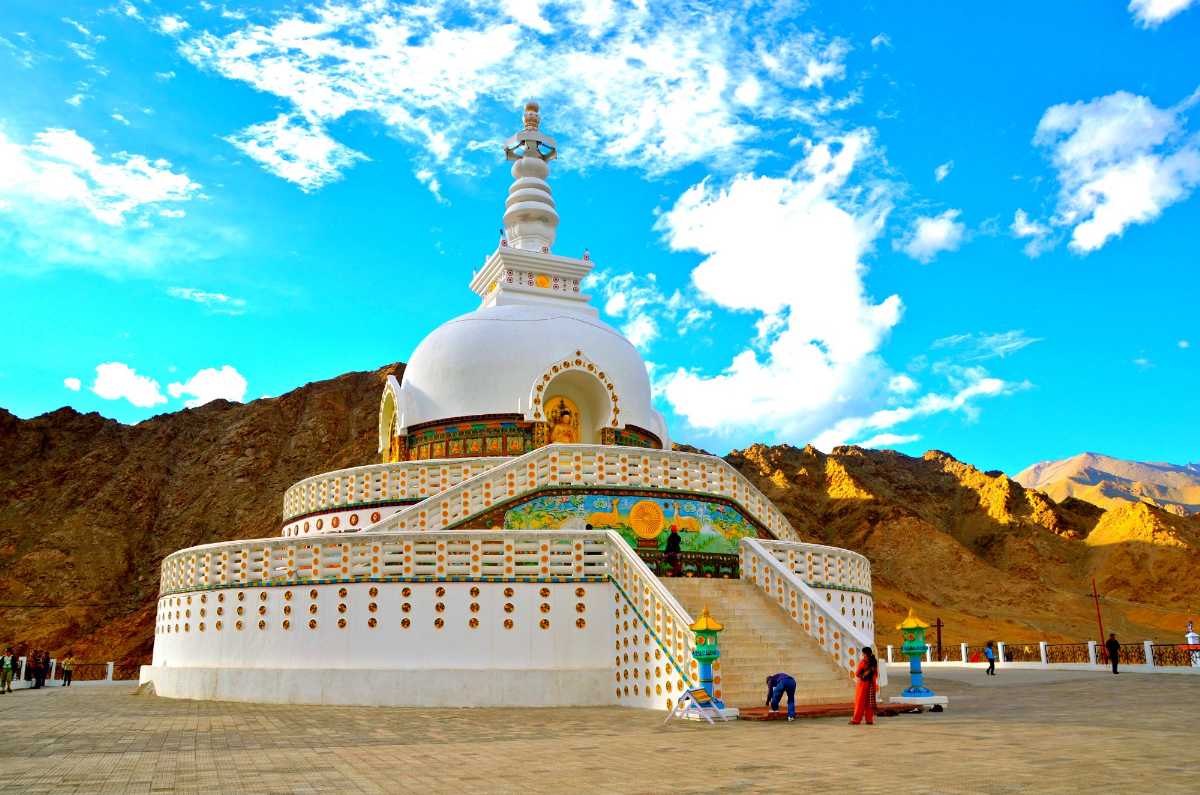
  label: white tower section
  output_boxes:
[469,102,595,314]
[502,102,559,253]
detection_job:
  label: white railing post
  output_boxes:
[961,642,968,663]
[1087,640,1097,665]
[997,641,1007,666]
[1143,640,1154,667]
[887,645,894,663]
[49,659,57,684]
[925,644,932,663]
[106,662,114,681]
[1039,641,1048,665]
[18,656,26,684]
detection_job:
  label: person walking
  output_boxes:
[0,647,15,694]
[31,648,44,689]
[61,652,74,687]
[765,672,797,721]
[1105,633,1121,674]
[983,641,996,676]
[849,647,879,725]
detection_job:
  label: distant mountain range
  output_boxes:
[1014,452,1200,516]
[2,369,1198,667]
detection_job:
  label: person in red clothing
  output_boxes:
[849,646,879,725]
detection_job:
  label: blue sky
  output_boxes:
[1,0,1197,475]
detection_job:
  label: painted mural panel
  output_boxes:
[502,494,760,555]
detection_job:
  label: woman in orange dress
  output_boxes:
[849,646,879,725]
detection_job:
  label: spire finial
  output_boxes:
[501,100,559,253]
[524,101,540,131]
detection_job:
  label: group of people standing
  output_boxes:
[0,647,74,692]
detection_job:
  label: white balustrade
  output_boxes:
[159,529,611,595]
[750,539,872,594]
[282,458,509,521]
[740,537,882,684]
[605,529,697,707]
[367,444,799,541]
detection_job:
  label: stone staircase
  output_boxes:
[663,578,855,708]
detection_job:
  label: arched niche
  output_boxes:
[541,368,613,444]
[377,376,402,458]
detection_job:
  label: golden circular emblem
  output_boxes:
[535,273,551,289]
[629,500,665,540]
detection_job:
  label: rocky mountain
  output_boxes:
[730,445,1200,647]
[1014,452,1200,516]
[0,363,401,667]
[1,363,1197,667]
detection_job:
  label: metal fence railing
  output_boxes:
[1150,645,1200,668]
[1044,643,1091,664]
[1003,643,1042,663]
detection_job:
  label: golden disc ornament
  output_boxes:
[629,500,665,540]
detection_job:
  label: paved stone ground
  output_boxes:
[0,671,1197,794]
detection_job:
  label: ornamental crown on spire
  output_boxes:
[502,101,559,253]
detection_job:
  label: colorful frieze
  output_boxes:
[615,424,662,449]
[501,493,766,556]
[401,414,533,461]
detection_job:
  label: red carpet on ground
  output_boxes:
[738,704,918,720]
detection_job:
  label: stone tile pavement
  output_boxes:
[0,670,1197,794]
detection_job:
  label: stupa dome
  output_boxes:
[397,302,670,446]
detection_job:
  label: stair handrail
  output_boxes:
[603,529,698,690]
[740,537,882,683]
[363,443,800,540]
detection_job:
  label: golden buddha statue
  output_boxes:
[547,397,580,443]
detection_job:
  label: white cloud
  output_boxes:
[224,114,367,192]
[157,16,190,35]
[63,377,81,391]
[897,209,965,263]
[167,286,246,314]
[811,368,1028,450]
[887,374,918,394]
[870,33,891,50]
[155,70,176,80]
[111,112,130,126]
[66,93,86,107]
[415,168,447,203]
[1029,88,1200,253]
[934,160,953,182]
[587,270,709,352]
[1010,208,1053,256]
[858,432,919,448]
[170,1,850,188]
[1133,356,1153,368]
[1180,339,1191,349]
[504,0,553,33]
[655,130,904,442]
[932,330,1042,361]
[168,365,248,407]
[0,127,200,226]
[1128,0,1198,27]
[91,362,167,407]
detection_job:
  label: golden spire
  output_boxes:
[689,606,723,632]
[896,607,930,630]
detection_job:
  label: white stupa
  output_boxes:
[142,103,878,709]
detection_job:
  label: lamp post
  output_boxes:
[888,607,949,712]
[690,606,725,709]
